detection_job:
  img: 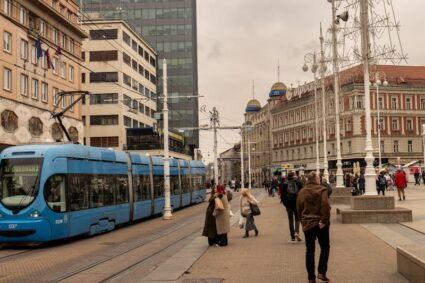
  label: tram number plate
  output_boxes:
[8,224,17,229]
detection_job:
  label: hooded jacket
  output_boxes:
[296,183,331,232]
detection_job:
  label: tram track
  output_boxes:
[51,221,203,283]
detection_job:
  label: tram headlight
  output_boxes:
[29,210,41,218]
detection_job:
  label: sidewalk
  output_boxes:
[179,193,408,283]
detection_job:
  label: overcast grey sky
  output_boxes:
[196,0,425,164]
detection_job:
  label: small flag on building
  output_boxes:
[45,49,54,69]
[35,39,43,60]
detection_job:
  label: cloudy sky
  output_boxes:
[196,0,425,164]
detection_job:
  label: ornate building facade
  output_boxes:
[0,0,87,151]
[241,81,287,185]
[271,65,425,173]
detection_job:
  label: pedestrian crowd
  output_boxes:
[202,170,332,282]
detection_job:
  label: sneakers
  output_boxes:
[295,233,302,242]
[229,210,234,217]
[290,237,296,242]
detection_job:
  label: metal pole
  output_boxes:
[422,124,425,168]
[331,0,344,188]
[361,0,377,195]
[240,129,245,189]
[213,107,219,186]
[320,23,329,181]
[313,55,320,174]
[162,59,172,219]
[248,138,252,189]
[376,74,382,169]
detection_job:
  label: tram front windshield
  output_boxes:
[0,158,42,211]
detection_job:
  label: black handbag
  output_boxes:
[250,202,261,216]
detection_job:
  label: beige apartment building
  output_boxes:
[81,20,157,149]
[0,0,87,150]
[271,65,425,173]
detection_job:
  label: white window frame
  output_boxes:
[40,20,46,37]
[41,82,48,102]
[408,140,413,153]
[19,6,27,25]
[69,65,74,82]
[31,46,38,65]
[391,97,398,109]
[52,57,58,75]
[3,67,11,91]
[20,39,28,60]
[406,97,412,110]
[61,93,66,108]
[393,140,399,153]
[53,87,59,106]
[20,73,28,96]
[3,31,11,53]
[52,28,58,44]
[70,96,74,111]
[31,78,39,99]
[392,118,399,131]
[60,62,67,79]
[406,118,413,131]
[3,0,11,16]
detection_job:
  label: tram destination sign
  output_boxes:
[3,164,39,174]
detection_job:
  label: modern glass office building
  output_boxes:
[81,0,199,150]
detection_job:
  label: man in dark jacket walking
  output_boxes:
[280,171,303,242]
[297,171,331,283]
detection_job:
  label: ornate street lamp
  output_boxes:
[303,53,320,175]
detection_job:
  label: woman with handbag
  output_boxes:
[213,184,231,246]
[202,187,218,246]
[240,188,259,238]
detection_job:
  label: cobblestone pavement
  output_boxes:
[180,193,408,283]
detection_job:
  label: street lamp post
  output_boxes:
[330,0,347,189]
[319,24,329,181]
[303,53,320,175]
[422,124,425,168]
[360,0,378,195]
[162,59,172,220]
[240,129,245,189]
[373,72,388,170]
[248,138,252,189]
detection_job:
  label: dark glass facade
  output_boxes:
[82,0,199,149]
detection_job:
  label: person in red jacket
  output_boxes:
[394,169,407,201]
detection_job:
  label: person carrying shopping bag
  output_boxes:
[240,188,260,238]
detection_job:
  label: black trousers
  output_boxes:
[377,184,386,195]
[286,207,300,239]
[304,225,330,280]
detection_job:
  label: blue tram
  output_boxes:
[0,144,206,243]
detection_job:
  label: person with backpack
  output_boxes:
[377,171,387,196]
[280,171,303,242]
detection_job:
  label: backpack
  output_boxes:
[379,175,387,186]
[287,181,298,201]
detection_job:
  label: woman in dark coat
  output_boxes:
[202,187,218,246]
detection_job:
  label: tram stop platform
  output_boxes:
[135,187,425,283]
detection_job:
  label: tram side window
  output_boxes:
[153,175,164,198]
[68,174,89,211]
[103,175,116,206]
[116,176,128,204]
[181,175,190,193]
[45,175,67,212]
[90,175,104,208]
[191,175,199,191]
[134,175,151,201]
[170,175,180,195]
